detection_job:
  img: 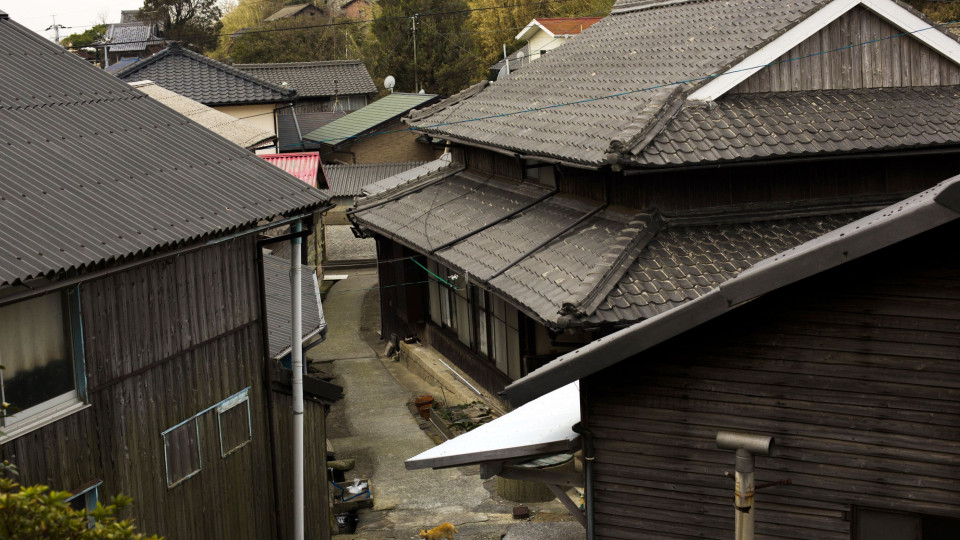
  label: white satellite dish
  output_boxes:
[496,65,509,81]
[384,75,396,93]
[418,88,425,95]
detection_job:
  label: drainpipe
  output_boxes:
[572,422,595,540]
[291,220,305,540]
[716,431,774,540]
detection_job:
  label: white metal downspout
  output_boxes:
[291,220,305,540]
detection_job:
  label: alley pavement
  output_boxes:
[309,266,585,540]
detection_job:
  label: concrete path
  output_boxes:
[312,267,584,540]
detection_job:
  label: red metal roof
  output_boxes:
[259,152,328,189]
[535,17,602,36]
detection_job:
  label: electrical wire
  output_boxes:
[79,0,583,47]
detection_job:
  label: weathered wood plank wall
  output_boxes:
[731,6,960,94]
[583,226,960,539]
[270,392,331,540]
[3,237,279,539]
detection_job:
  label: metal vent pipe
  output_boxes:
[716,431,774,540]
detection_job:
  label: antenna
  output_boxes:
[411,14,419,93]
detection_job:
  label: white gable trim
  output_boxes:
[516,19,555,41]
[689,0,960,102]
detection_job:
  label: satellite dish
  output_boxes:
[418,88,425,95]
[384,75,396,93]
[496,65,509,81]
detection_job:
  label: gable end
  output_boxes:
[689,0,960,101]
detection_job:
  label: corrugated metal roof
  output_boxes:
[115,43,296,106]
[304,93,438,147]
[131,80,275,150]
[104,56,143,74]
[259,152,326,189]
[0,14,329,288]
[277,110,346,151]
[322,161,427,197]
[236,60,377,98]
[262,253,326,358]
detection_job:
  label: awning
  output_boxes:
[405,382,580,470]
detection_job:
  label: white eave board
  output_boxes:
[405,382,580,470]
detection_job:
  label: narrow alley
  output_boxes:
[309,266,584,540]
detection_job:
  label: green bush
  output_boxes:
[0,478,160,539]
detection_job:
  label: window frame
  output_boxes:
[67,479,102,529]
[162,417,202,489]
[0,286,88,442]
[217,392,252,458]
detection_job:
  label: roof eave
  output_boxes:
[504,174,960,406]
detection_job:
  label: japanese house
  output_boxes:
[114,43,297,153]
[0,9,337,539]
[351,0,960,398]
[408,175,960,539]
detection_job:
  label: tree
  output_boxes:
[139,0,223,53]
[60,24,106,49]
[904,1,960,26]
[367,0,483,96]
[0,477,161,539]
[227,16,352,64]
[469,0,615,69]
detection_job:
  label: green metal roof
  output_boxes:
[303,92,438,147]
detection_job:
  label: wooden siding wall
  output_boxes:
[462,145,523,180]
[270,393,331,540]
[731,6,960,94]
[616,152,957,213]
[2,237,278,539]
[423,323,513,396]
[582,225,960,539]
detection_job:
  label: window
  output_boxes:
[217,392,251,457]
[67,479,101,528]
[163,419,201,488]
[0,288,85,438]
[855,507,960,540]
[161,388,251,488]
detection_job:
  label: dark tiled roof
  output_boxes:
[262,253,326,358]
[115,43,296,105]
[632,86,960,167]
[358,155,457,197]
[407,0,827,166]
[323,161,428,197]
[0,15,329,288]
[355,169,869,329]
[277,110,346,151]
[587,213,865,326]
[102,22,164,53]
[236,61,377,98]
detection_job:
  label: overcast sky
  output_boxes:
[4,1,153,41]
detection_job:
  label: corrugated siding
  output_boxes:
[583,227,960,539]
[304,93,437,145]
[730,6,960,93]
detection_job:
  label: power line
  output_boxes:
[88,0,581,48]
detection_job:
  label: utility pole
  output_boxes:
[411,14,419,93]
[46,16,66,44]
